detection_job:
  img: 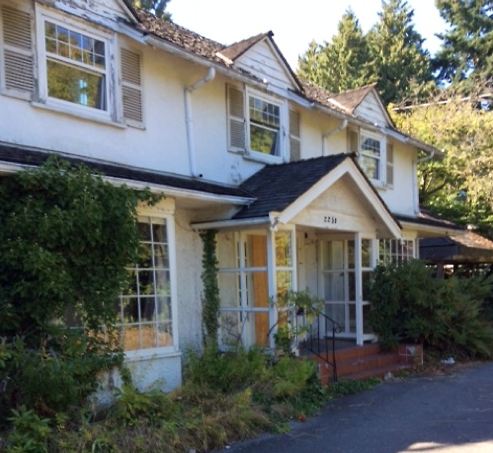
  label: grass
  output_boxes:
[0,347,381,453]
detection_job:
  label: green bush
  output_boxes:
[367,260,493,358]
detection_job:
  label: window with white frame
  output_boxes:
[379,238,415,265]
[0,3,143,125]
[117,217,174,351]
[44,20,108,111]
[228,85,295,162]
[349,129,392,185]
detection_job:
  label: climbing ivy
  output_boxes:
[200,230,220,347]
[0,157,158,418]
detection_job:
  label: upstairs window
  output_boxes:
[248,95,281,156]
[349,129,391,186]
[44,21,107,110]
[228,85,296,163]
[359,134,381,180]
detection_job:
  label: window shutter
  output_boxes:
[289,109,301,162]
[348,129,359,154]
[386,143,394,186]
[1,5,34,97]
[227,85,246,150]
[121,47,143,125]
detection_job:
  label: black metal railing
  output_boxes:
[294,307,342,382]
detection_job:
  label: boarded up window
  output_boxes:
[1,4,34,98]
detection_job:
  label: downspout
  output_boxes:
[185,67,216,177]
[322,119,348,156]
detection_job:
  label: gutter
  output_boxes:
[185,67,216,178]
[192,217,269,230]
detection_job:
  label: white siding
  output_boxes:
[235,40,296,92]
[354,91,390,127]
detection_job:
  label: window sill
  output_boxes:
[32,101,127,129]
[242,151,283,165]
[124,347,181,362]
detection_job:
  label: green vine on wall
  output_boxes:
[200,230,220,347]
[0,157,159,420]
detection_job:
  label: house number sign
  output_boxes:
[323,215,338,224]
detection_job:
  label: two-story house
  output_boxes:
[0,0,460,391]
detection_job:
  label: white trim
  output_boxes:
[275,159,401,239]
[35,4,117,122]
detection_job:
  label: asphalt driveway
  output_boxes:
[214,361,493,453]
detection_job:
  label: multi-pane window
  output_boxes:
[359,135,381,180]
[379,239,415,265]
[248,96,281,156]
[118,217,173,351]
[44,21,107,110]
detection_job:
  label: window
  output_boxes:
[44,21,107,110]
[360,135,381,180]
[348,129,390,185]
[118,217,174,351]
[216,229,295,348]
[379,239,415,265]
[228,85,296,162]
[0,4,143,125]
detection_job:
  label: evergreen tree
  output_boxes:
[298,10,374,93]
[367,0,433,104]
[434,0,493,87]
[297,40,327,89]
[130,0,171,19]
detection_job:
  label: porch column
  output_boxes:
[354,232,364,345]
[266,228,277,349]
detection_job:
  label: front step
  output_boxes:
[303,342,417,385]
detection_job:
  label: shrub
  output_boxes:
[367,260,493,358]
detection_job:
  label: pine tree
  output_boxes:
[367,0,433,104]
[298,10,374,93]
[297,40,328,89]
[130,0,171,19]
[434,0,493,87]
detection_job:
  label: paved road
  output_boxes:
[214,362,493,453]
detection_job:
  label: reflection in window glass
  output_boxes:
[249,96,281,156]
[118,218,172,351]
[44,21,107,110]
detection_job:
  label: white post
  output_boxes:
[354,232,364,346]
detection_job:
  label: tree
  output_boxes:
[434,0,493,87]
[392,88,493,237]
[298,9,375,93]
[297,1,433,104]
[129,0,171,19]
[366,0,433,104]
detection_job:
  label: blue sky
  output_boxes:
[168,0,447,70]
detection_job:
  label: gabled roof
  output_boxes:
[330,84,377,113]
[218,32,273,62]
[234,154,349,219]
[0,143,252,201]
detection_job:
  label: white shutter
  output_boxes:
[289,109,301,162]
[1,4,34,98]
[121,47,143,125]
[386,142,394,187]
[227,85,246,151]
[348,129,359,154]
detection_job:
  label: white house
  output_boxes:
[0,0,460,391]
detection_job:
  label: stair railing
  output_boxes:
[293,306,342,382]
